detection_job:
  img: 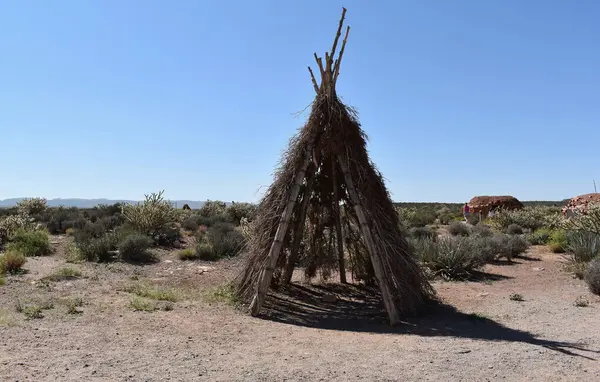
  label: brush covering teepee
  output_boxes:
[235,8,434,325]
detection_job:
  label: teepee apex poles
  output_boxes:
[308,8,351,95]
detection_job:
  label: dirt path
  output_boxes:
[1,242,599,381]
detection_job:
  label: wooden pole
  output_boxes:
[331,159,346,283]
[283,170,315,284]
[249,142,315,316]
[336,154,400,325]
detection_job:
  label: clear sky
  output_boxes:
[1,1,599,203]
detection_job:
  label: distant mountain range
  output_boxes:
[0,198,216,209]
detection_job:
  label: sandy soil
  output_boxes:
[1,237,599,381]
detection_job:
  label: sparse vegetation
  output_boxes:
[44,267,82,282]
[118,233,155,263]
[574,296,589,307]
[527,228,552,245]
[548,230,568,253]
[448,222,470,237]
[123,282,179,302]
[204,283,239,306]
[509,293,524,301]
[566,231,600,263]
[0,249,27,274]
[178,248,198,260]
[409,226,436,240]
[585,258,600,296]
[507,224,524,235]
[6,228,52,257]
[121,191,179,246]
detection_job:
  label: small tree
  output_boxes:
[16,198,48,216]
[121,191,178,240]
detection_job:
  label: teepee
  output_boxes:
[236,8,434,325]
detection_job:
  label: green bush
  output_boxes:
[409,226,436,240]
[75,232,118,262]
[195,242,218,261]
[118,234,155,263]
[566,231,600,263]
[0,215,31,243]
[507,224,524,235]
[470,224,494,238]
[548,230,568,253]
[448,222,470,236]
[199,200,227,218]
[206,223,245,258]
[178,248,197,260]
[527,228,552,245]
[0,249,27,274]
[121,191,178,245]
[16,197,48,216]
[492,234,529,261]
[585,258,600,295]
[225,202,257,224]
[412,236,488,280]
[182,217,199,232]
[6,229,52,257]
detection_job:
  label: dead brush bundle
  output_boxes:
[235,8,434,325]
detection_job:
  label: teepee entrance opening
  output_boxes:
[235,8,434,326]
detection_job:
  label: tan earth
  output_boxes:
[1,237,599,381]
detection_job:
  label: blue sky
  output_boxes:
[1,1,599,203]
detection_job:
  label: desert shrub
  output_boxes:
[155,225,182,247]
[0,249,27,274]
[225,202,257,224]
[6,229,52,257]
[396,207,437,228]
[566,231,600,263]
[409,226,436,240]
[585,258,600,295]
[490,206,559,232]
[493,234,529,261]
[205,223,245,258]
[562,203,600,235]
[413,236,488,280]
[118,234,155,263]
[193,214,233,227]
[178,248,197,260]
[470,224,494,238]
[182,217,199,232]
[448,222,470,236]
[548,230,568,253]
[16,198,47,216]
[121,191,178,245]
[507,224,524,235]
[195,242,218,261]
[0,215,31,243]
[527,228,552,245]
[74,232,118,262]
[198,200,227,218]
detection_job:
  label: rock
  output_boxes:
[562,193,600,217]
[164,260,173,264]
[468,196,524,216]
[477,293,490,297]
[322,294,337,303]
[532,267,545,271]
[197,266,212,272]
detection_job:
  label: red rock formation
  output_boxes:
[468,196,523,216]
[561,193,600,216]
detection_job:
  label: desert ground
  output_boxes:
[1,235,599,382]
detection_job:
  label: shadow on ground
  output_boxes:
[261,283,598,360]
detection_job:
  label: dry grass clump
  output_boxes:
[585,258,600,296]
[0,249,27,274]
